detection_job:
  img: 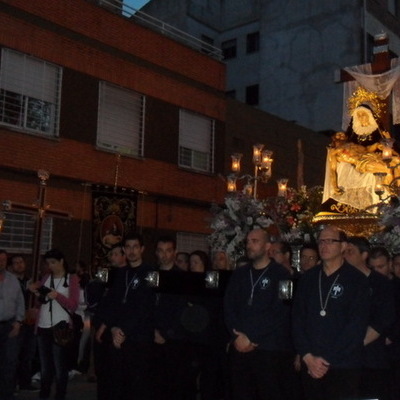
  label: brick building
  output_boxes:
[0,0,227,266]
[0,0,329,269]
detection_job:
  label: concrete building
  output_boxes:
[141,0,400,133]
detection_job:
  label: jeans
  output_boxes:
[37,327,69,400]
[0,321,19,400]
[16,324,37,388]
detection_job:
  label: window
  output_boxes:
[247,32,260,53]
[179,109,214,172]
[0,48,62,136]
[221,39,237,59]
[0,212,53,254]
[97,82,145,156]
[246,84,259,105]
[176,232,209,254]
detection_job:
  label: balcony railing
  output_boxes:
[90,0,223,60]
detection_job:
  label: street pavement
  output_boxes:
[16,374,96,400]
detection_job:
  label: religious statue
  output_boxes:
[322,89,399,211]
[329,132,387,194]
[347,104,391,147]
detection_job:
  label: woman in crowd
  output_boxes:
[189,250,211,273]
[30,249,80,400]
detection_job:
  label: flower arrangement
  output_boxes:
[208,192,274,262]
[370,197,400,254]
[208,186,323,262]
[264,185,323,243]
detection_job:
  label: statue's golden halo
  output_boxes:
[348,86,385,119]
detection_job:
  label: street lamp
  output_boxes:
[277,178,289,197]
[373,138,400,200]
[227,144,274,199]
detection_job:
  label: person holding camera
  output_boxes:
[29,249,79,400]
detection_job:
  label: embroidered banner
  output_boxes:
[92,187,137,270]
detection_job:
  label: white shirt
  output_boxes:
[38,276,70,328]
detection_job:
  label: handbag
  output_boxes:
[52,320,74,347]
[49,273,83,346]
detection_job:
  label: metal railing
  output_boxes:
[91,0,223,60]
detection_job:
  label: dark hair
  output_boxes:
[123,232,144,247]
[156,235,176,249]
[0,249,8,256]
[300,243,319,256]
[108,242,124,254]
[347,236,371,255]
[176,252,189,261]
[189,250,211,271]
[44,248,69,287]
[280,242,292,258]
[369,246,391,262]
[44,248,65,261]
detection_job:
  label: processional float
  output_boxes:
[313,33,400,237]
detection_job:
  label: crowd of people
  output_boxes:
[1,224,400,400]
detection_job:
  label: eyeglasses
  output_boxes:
[317,239,342,245]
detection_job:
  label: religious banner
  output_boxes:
[92,186,137,270]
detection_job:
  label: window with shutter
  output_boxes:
[0,48,62,136]
[0,212,53,254]
[97,81,145,157]
[179,109,214,172]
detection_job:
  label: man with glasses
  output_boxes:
[292,225,370,400]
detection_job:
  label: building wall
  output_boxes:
[0,0,227,265]
[142,0,400,133]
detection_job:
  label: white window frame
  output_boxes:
[0,48,62,137]
[97,81,145,157]
[179,109,215,173]
[0,212,53,254]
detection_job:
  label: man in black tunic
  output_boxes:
[102,233,155,400]
[224,228,293,400]
[292,225,370,400]
[345,236,395,400]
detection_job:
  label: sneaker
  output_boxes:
[68,369,82,380]
[31,372,41,382]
